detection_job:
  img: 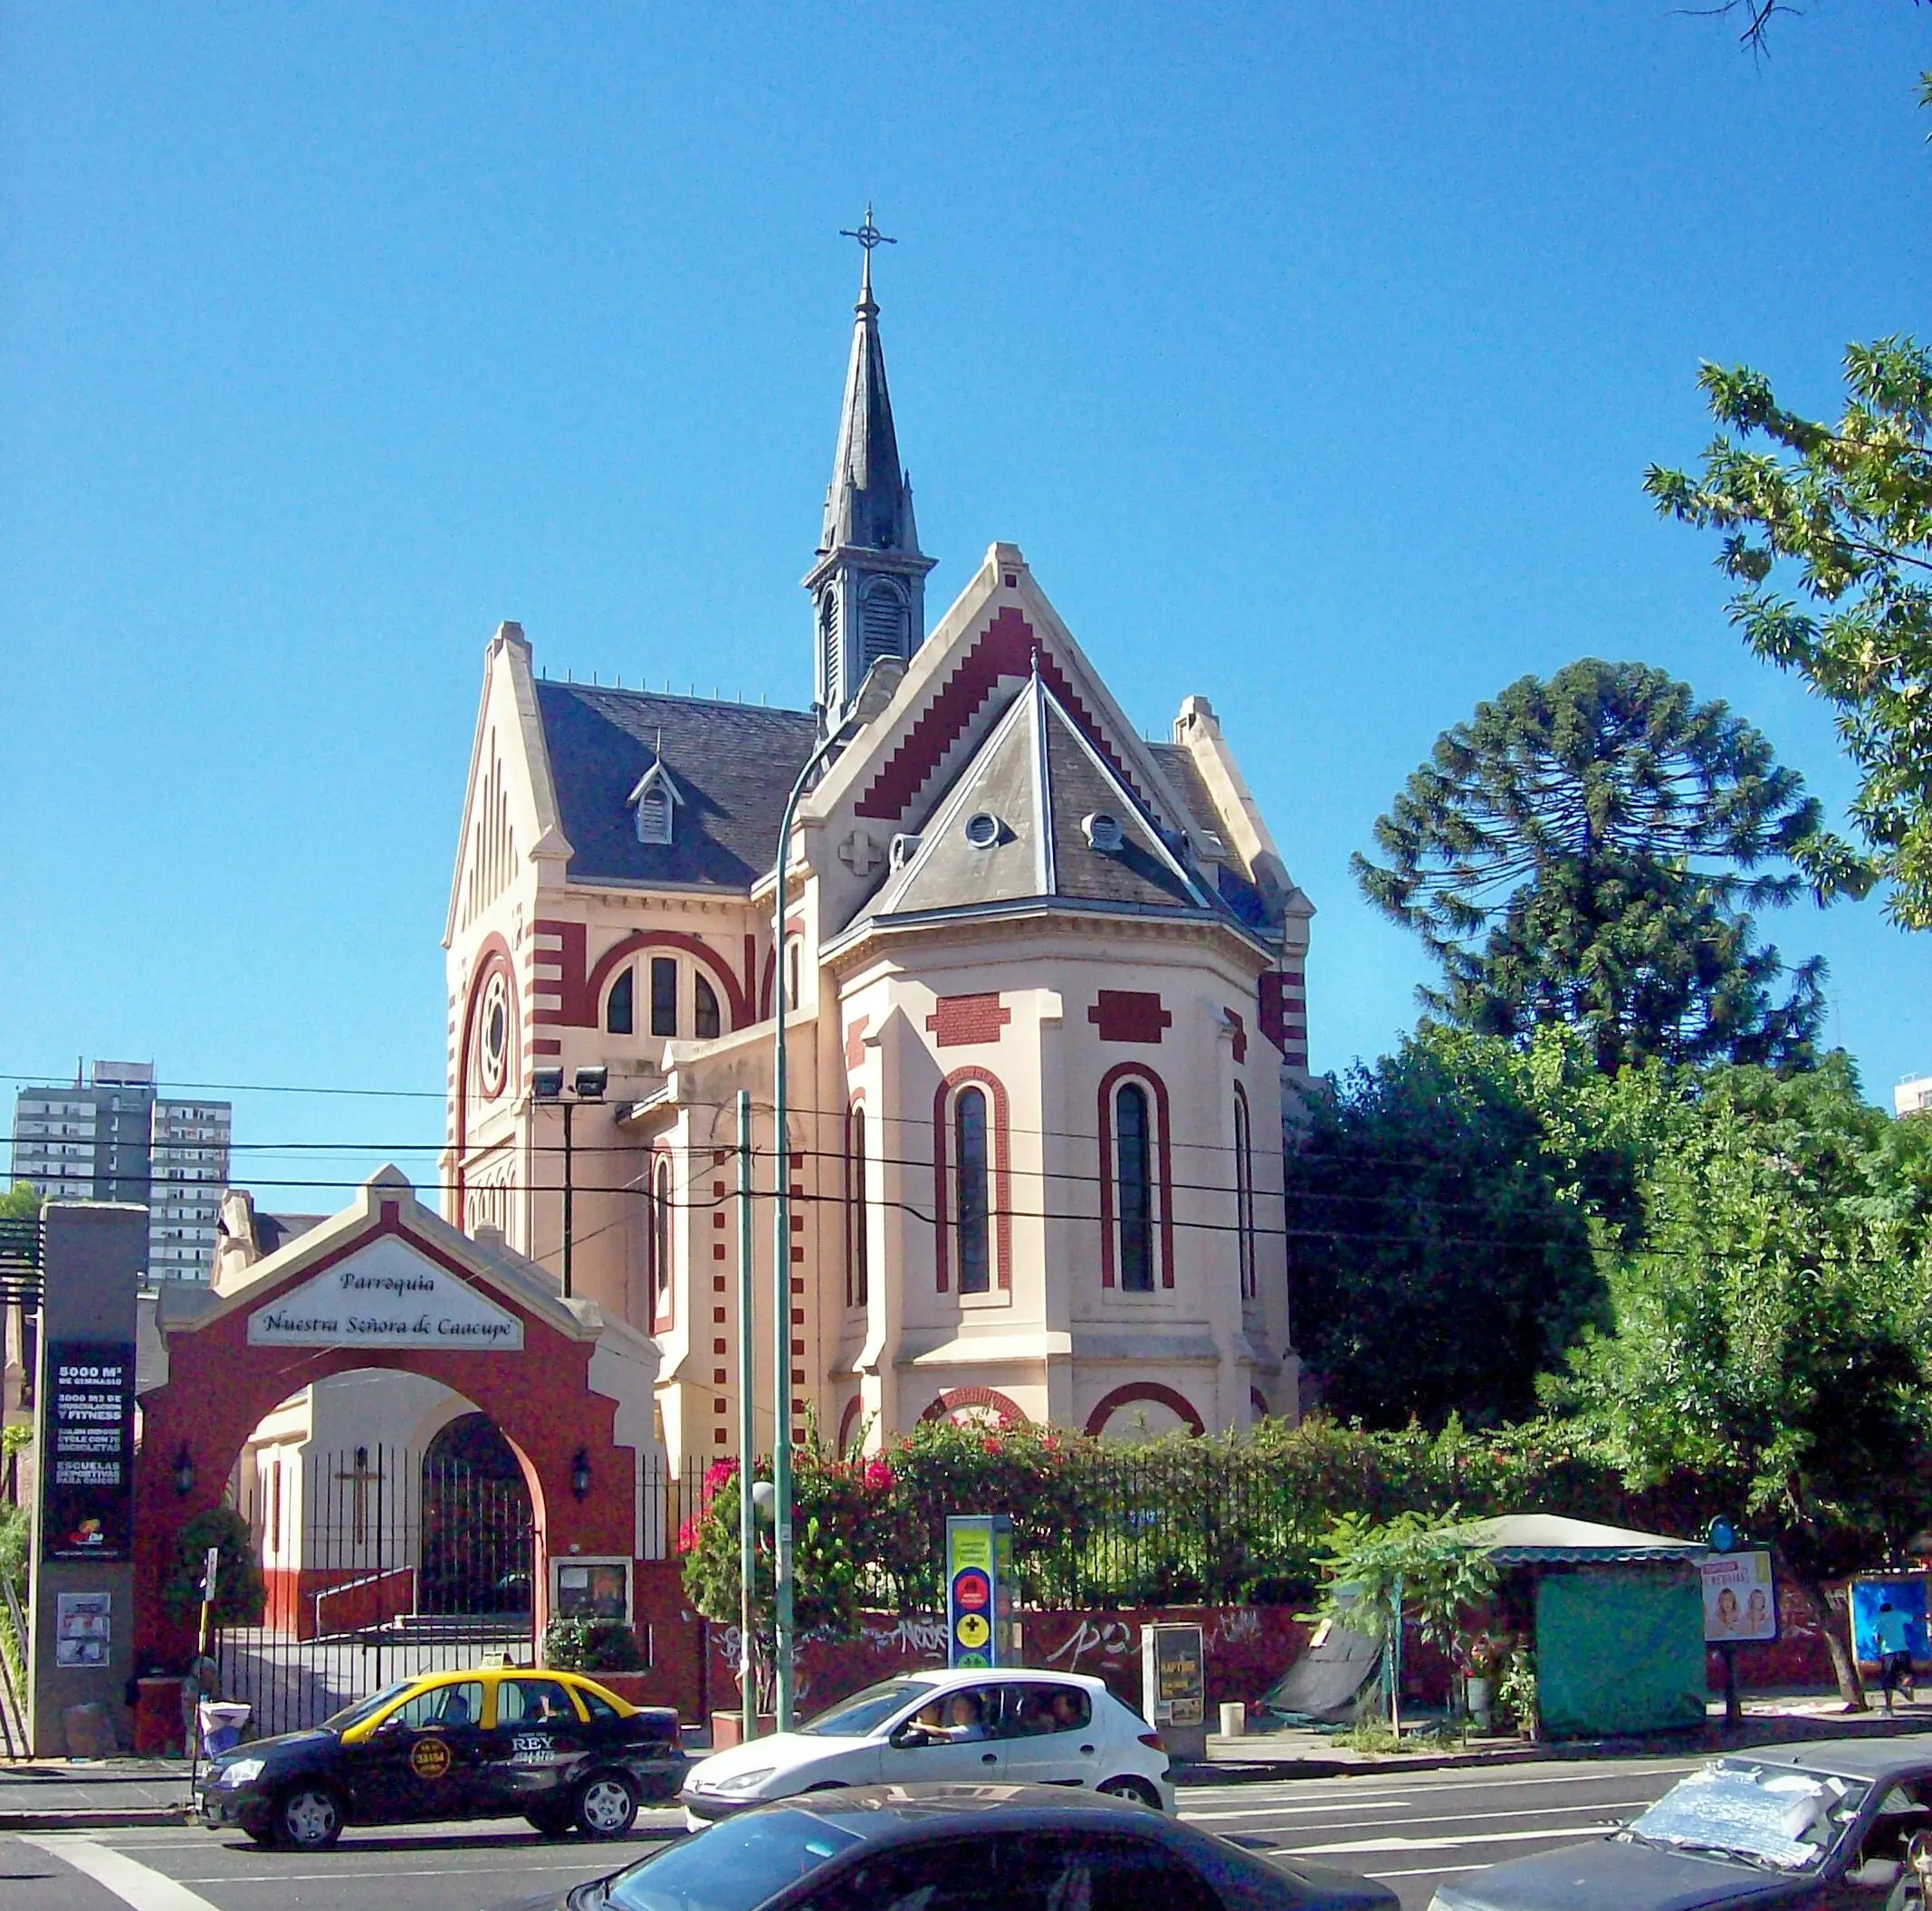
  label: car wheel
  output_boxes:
[1097,1775,1162,1811]
[274,1782,345,1849]
[574,1771,639,1839]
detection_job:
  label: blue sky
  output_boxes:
[4,3,1928,1206]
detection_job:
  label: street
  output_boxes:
[0,1756,1699,1911]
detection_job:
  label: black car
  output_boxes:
[491,1782,1401,1911]
[1430,1734,1932,1910]
[196,1667,685,1849]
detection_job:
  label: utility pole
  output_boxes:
[736,1090,757,1742]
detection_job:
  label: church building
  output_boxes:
[440,234,1315,1475]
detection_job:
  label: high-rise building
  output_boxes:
[8,1062,231,1280]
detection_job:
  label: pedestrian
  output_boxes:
[1874,1599,1916,1712]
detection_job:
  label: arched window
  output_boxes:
[860,581,906,668]
[846,1104,868,1310]
[786,939,802,1012]
[651,1155,673,1327]
[694,974,722,1041]
[605,967,634,1036]
[650,957,678,1037]
[1234,1087,1258,1300]
[953,1087,990,1296]
[1114,1083,1155,1293]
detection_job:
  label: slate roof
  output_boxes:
[856,674,1252,937]
[1147,741,1270,927]
[535,683,818,890]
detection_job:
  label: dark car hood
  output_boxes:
[225,1727,338,1763]
[1436,1836,1814,1911]
[1256,1849,1401,1908]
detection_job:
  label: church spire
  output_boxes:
[806,207,935,731]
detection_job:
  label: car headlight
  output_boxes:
[220,1758,265,1787]
[713,1765,777,1794]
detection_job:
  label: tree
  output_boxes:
[1647,339,1932,927]
[1549,1056,1932,1707]
[1286,1027,1643,1428]
[1353,660,1846,1073]
[0,1183,41,1221]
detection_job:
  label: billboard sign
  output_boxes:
[945,1514,1012,1669]
[1700,1549,1778,1644]
[41,1339,137,1562]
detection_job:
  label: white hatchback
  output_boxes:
[681,1669,1174,1827]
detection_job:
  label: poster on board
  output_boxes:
[41,1341,137,1562]
[54,1590,111,1667]
[1700,1550,1778,1644]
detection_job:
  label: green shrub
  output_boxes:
[160,1505,265,1625]
[542,1615,646,1672]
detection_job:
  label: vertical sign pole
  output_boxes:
[735,1090,757,1743]
[187,1547,218,1793]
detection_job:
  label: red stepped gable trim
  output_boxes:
[926,992,1010,1048]
[1088,990,1171,1045]
[856,607,1149,821]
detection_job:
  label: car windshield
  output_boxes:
[1626,1761,1870,1871]
[605,1807,862,1911]
[318,1683,413,1734]
[795,1677,939,1738]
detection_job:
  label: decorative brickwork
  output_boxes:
[1088,989,1171,1045]
[925,992,1010,1047]
[919,1385,1028,1428]
[1084,1381,1205,1438]
[856,607,1149,821]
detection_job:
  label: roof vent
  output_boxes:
[1082,812,1124,854]
[963,812,1002,850]
[889,832,923,872]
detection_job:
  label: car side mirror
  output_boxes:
[1849,1858,1902,1890]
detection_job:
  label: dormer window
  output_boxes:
[627,760,684,846]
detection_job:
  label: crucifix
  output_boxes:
[334,1445,383,1549]
[839,204,895,300]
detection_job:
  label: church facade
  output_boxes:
[439,249,1314,1475]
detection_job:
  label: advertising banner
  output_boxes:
[946,1514,1013,1669]
[41,1339,137,1562]
[1700,1549,1778,1644]
[1852,1576,1930,1665]
[54,1590,111,1667]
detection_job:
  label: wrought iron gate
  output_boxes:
[215,1441,535,1739]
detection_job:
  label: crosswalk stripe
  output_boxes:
[1286,1825,1610,1856]
[23,1835,225,1911]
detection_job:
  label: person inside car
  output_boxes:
[438,1689,472,1727]
[938,1692,990,1742]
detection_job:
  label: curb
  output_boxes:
[1177,1745,1553,1785]
[0,1806,193,1831]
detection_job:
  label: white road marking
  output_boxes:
[23,1837,225,1911]
[1286,1825,1611,1856]
[1191,1798,1645,1832]
[1182,1798,1419,1820]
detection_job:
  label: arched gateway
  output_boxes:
[133,1167,661,1664]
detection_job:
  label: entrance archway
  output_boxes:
[421,1413,534,1617]
[133,1168,659,1667]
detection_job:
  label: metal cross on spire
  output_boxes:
[839,204,895,302]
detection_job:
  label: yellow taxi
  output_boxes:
[195,1665,685,1849]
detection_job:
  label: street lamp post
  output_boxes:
[764,663,899,1734]
[531,1065,607,1299]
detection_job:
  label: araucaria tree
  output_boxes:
[1353,660,1844,1073]
[1647,337,1932,927]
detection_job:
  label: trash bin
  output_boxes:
[1219,1702,1246,1738]
[197,1700,252,1757]
[134,1677,186,1755]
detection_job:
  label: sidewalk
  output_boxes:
[0,1757,195,1830]
[1183,1687,1932,1784]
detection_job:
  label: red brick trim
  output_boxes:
[1083,1381,1205,1438]
[1258,970,1306,1055]
[926,992,1010,1048]
[837,1394,864,1455]
[1097,1062,1175,1290]
[919,1385,1028,1428]
[454,934,518,1218]
[1224,1008,1248,1065]
[856,607,1149,821]
[844,1017,870,1072]
[531,920,590,1027]
[933,1065,1012,1294]
[1089,990,1171,1045]
[583,930,751,1033]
